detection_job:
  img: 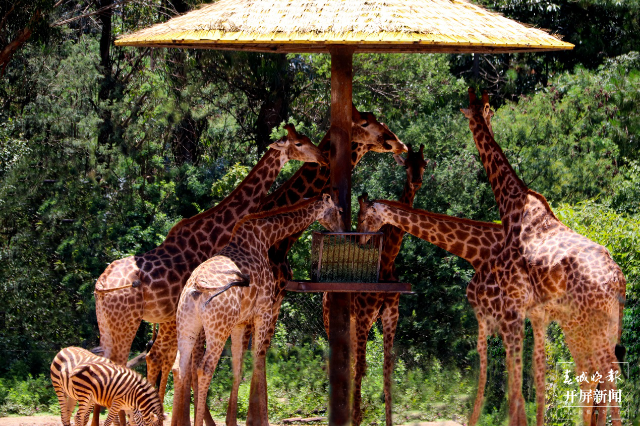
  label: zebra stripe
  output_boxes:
[70,361,163,426]
[50,347,115,426]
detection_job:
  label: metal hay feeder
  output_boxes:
[311,232,383,283]
[286,231,412,293]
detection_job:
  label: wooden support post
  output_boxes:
[328,46,353,426]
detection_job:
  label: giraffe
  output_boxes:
[354,196,505,421]
[172,194,344,426]
[215,105,407,426]
[93,123,327,402]
[461,88,626,426]
[318,144,427,426]
[436,93,621,426]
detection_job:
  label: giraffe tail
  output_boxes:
[145,323,158,353]
[89,346,104,356]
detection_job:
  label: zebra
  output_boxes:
[69,361,164,426]
[51,347,164,426]
[50,346,116,426]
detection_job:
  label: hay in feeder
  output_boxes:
[311,232,382,283]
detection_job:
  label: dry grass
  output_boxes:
[115,0,573,52]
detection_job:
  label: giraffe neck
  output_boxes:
[258,133,368,269]
[259,133,366,212]
[159,148,286,264]
[378,183,420,281]
[375,201,503,270]
[468,114,528,225]
[233,197,328,252]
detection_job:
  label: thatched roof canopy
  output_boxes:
[115,0,573,53]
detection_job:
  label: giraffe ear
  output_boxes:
[322,193,332,204]
[419,145,424,155]
[460,108,472,118]
[393,154,406,167]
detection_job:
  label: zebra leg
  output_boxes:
[103,402,124,426]
[75,397,94,426]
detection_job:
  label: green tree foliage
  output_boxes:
[0,0,639,424]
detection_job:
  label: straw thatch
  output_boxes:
[115,0,573,53]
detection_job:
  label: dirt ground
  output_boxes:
[0,415,464,426]
[0,415,174,426]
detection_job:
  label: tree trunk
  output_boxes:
[254,54,290,152]
[0,10,41,75]
[96,0,114,157]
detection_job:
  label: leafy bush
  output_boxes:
[0,374,58,416]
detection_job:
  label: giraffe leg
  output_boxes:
[469,318,488,426]
[146,320,177,401]
[95,294,142,426]
[190,330,216,426]
[380,294,400,426]
[226,324,249,426]
[529,313,547,426]
[350,295,381,426]
[599,349,622,426]
[172,315,202,426]
[246,312,273,426]
[500,315,527,426]
[195,339,227,426]
[578,369,598,426]
[259,294,285,416]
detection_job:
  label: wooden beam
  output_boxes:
[328,46,353,426]
[330,47,353,229]
[115,41,573,54]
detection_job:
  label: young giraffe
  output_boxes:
[172,194,344,426]
[319,144,427,426]
[217,106,407,426]
[93,124,327,400]
[462,88,626,426]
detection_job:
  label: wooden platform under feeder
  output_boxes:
[285,232,413,293]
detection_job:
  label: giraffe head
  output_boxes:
[460,87,492,133]
[317,193,345,232]
[393,144,428,192]
[352,104,407,155]
[479,90,495,136]
[356,193,384,243]
[269,124,329,166]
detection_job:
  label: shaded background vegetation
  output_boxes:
[0,0,639,424]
